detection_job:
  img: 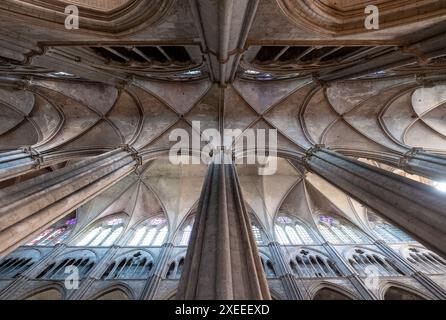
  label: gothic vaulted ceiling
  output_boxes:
[1,0,446,248]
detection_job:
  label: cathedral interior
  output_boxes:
[1,0,446,301]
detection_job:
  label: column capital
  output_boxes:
[303,144,325,170]
[20,146,43,169]
[120,144,142,168]
[398,147,424,170]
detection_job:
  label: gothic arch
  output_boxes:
[161,289,177,300]
[0,0,176,36]
[101,249,155,280]
[165,251,187,280]
[276,0,446,35]
[343,246,405,277]
[310,282,358,300]
[379,282,431,300]
[21,284,65,300]
[0,248,40,279]
[35,249,97,280]
[90,284,135,300]
[269,288,285,301]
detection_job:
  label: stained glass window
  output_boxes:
[368,212,414,243]
[153,226,167,246]
[26,228,54,246]
[26,215,77,246]
[318,215,368,244]
[141,228,157,246]
[128,217,168,247]
[76,216,125,247]
[275,225,290,245]
[274,215,316,245]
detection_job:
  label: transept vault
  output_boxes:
[0,0,446,301]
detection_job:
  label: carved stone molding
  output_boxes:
[276,0,446,35]
[0,0,176,36]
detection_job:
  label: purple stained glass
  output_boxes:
[66,218,77,225]
[26,228,54,245]
[319,215,334,226]
[277,216,292,224]
[40,227,66,245]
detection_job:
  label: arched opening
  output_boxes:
[384,286,426,300]
[25,289,62,300]
[290,249,341,278]
[95,289,130,300]
[347,248,404,277]
[313,288,353,300]
[57,0,132,12]
[101,251,153,280]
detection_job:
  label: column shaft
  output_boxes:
[140,243,173,300]
[267,242,304,300]
[0,148,105,182]
[0,148,139,256]
[400,148,446,181]
[305,148,446,258]
[176,153,270,300]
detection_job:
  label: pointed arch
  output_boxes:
[101,249,155,280]
[90,284,135,300]
[21,284,65,300]
[380,282,431,300]
[311,282,358,300]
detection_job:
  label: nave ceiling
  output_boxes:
[0,0,446,257]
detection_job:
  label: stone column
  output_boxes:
[399,147,446,181]
[0,147,105,182]
[140,242,174,300]
[176,152,271,300]
[267,241,305,300]
[0,148,41,182]
[374,240,446,300]
[304,147,446,258]
[321,243,378,300]
[0,147,141,256]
